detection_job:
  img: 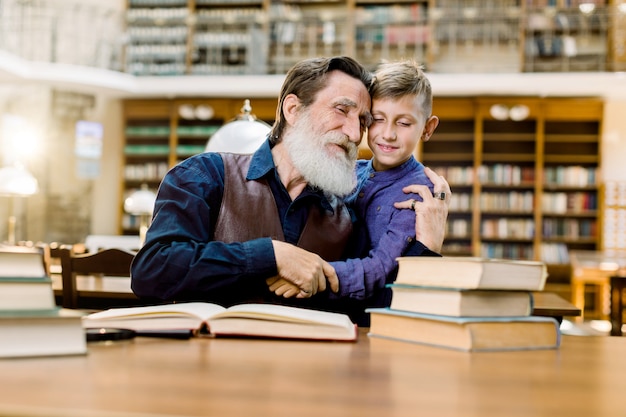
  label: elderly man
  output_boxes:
[130,56,449,321]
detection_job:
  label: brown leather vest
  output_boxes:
[214,153,352,261]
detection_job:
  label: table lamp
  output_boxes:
[123,184,157,247]
[205,99,271,154]
[0,163,38,244]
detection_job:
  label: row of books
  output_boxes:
[367,257,561,352]
[542,191,598,212]
[481,243,535,260]
[429,165,597,188]
[0,246,86,358]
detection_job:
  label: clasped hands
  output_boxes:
[267,167,451,299]
[267,240,337,299]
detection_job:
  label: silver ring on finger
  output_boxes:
[433,192,446,201]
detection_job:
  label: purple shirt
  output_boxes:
[331,156,435,302]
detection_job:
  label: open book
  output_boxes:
[82,302,357,342]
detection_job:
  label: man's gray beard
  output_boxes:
[284,113,358,197]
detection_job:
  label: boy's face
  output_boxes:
[367,95,437,171]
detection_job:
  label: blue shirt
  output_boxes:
[131,140,365,306]
[330,156,436,305]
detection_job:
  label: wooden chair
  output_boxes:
[610,276,626,336]
[59,247,140,309]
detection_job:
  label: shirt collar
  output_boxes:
[246,139,274,181]
[247,139,336,213]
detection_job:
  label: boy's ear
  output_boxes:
[422,115,439,142]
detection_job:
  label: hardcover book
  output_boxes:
[389,284,533,317]
[0,246,56,311]
[367,308,560,352]
[0,308,87,358]
[0,245,47,278]
[394,256,548,291]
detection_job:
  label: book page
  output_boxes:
[214,303,353,328]
[84,302,226,322]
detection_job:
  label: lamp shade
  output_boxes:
[124,186,157,215]
[0,164,38,196]
[205,99,271,154]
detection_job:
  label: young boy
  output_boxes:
[267,59,444,318]
[329,59,441,308]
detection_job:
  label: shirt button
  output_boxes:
[376,206,381,211]
[369,173,375,178]
[358,192,364,198]
[406,237,414,243]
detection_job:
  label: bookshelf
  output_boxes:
[523,0,611,72]
[353,1,429,71]
[121,97,277,235]
[122,0,626,76]
[125,0,190,76]
[421,97,603,284]
[190,0,269,75]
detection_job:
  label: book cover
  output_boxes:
[0,277,56,311]
[388,284,533,317]
[0,308,87,358]
[367,308,560,352]
[394,256,548,291]
[0,246,47,278]
[82,302,358,342]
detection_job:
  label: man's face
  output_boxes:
[284,71,371,196]
[305,70,372,149]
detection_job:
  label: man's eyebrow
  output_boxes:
[333,98,371,126]
[334,98,357,108]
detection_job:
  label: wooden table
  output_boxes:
[0,329,624,417]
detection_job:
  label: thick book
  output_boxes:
[82,302,358,342]
[367,308,560,352]
[0,308,87,358]
[389,284,533,317]
[0,277,56,311]
[395,256,548,291]
[0,245,47,278]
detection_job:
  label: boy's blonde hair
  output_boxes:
[370,60,433,121]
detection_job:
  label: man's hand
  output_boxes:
[394,167,451,253]
[269,241,339,298]
[266,277,301,298]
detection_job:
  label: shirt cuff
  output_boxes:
[243,237,279,277]
[403,239,442,257]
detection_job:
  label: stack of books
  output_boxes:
[0,245,86,358]
[367,257,561,352]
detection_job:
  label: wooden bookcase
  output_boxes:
[523,0,611,72]
[120,97,277,234]
[420,96,603,284]
[123,0,624,75]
